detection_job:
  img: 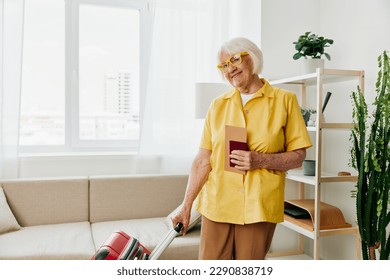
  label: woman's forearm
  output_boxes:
[182,148,212,210]
[230,148,306,171]
[172,148,211,234]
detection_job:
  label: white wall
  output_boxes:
[261,0,390,259]
[319,0,390,104]
[261,0,321,79]
[227,0,262,45]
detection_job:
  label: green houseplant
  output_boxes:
[350,50,390,260]
[292,31,334,61]
[300,108,316,126]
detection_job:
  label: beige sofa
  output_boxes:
[0,174,201,260]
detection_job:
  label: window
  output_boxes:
[19,0,151,153]
[20,0,65,146]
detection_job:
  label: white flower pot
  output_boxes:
[301,58,324,74]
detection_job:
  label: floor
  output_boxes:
[266,254,312,260]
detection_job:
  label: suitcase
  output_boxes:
[92,222,183,260]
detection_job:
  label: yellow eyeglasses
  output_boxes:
[217,51,249,73]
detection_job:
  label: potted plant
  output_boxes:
[349,50,389,260]
[300,107,316,126]
[293,31,334,74]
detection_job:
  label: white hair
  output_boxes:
[218,37,263,75]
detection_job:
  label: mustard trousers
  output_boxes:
[199,216,276,260]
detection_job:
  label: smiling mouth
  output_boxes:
[231,72,241,79]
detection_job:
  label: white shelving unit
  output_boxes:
[269,68,365,260]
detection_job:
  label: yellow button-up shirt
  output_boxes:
[197,79,312,224]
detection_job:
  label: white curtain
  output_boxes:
[0,0,25,179]
[137,0,232,174]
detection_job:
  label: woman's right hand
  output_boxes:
[171,205,192,236]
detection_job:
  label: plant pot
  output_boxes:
[301,58,324,74]
[303,160,315,176]
[307,113,317,127]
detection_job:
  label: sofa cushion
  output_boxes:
[160,223,200,260]
[89,174,188,223]
[0,221,95,260]
[91,217,200,260]
[1,177,89,227]
[0,186,21,234]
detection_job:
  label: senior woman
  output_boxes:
[172,37,312,260]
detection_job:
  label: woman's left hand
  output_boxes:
[229,150,261,171]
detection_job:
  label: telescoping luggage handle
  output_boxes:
[148,222,183,260]
[173,222,184,233]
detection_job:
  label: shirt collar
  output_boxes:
[223,78,274,100]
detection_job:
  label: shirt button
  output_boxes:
[245,110,249,114]
[239,188,244,194]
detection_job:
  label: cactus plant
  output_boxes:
[350,50,390,260]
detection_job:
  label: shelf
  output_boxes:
[286,169,318,185]
[286,169,357,185]
[269,68,364,87]
[283,199,355,240]
[321,123,354,129]
[306,123,354,132]
[272,68,364,259]
[282,217,358,239]
[282,217,315,239]
[306,126,316,132]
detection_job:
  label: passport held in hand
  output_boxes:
[229,140,248,167]
[224,125,247,174]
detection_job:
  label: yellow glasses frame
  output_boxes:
[217,51,249,73]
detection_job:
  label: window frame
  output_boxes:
[19,0,152,154]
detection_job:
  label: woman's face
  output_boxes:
[219,51,254,90]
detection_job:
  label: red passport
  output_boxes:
[225,125,247,174]
[229,140,248,167]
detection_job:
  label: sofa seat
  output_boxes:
[91,217,201,260]
[0,222,95,260]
